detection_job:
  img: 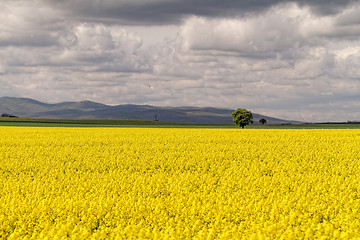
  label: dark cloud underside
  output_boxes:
[45,0,357,25]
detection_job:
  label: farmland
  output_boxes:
[0,117,233,128]
[1,127,360,239]
[3,117,360,129]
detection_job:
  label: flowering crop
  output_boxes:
[0,127,360,239]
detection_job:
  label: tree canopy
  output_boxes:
[232,108,253,128]
[259,118,267,124]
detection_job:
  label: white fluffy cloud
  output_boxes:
[179,3,360,54]
[180,4,305,54]
[54,23,148,72]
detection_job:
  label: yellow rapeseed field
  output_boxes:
[1,127,360,239]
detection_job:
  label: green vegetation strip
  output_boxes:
[0,118,234,128]
[2,117,360,129]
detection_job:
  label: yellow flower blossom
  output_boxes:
[0,127,360,239]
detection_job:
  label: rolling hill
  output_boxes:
[0,97,300,124]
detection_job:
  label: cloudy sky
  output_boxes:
[1,0,360,122]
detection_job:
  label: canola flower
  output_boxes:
[0,127,360,239]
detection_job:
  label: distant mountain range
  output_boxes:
[0,97,301,124]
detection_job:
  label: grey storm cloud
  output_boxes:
[42,0,358,25]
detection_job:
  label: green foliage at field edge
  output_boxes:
[1,117,360,129]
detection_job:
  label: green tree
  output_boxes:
[232,108,253,128]
[259,118,267,124]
